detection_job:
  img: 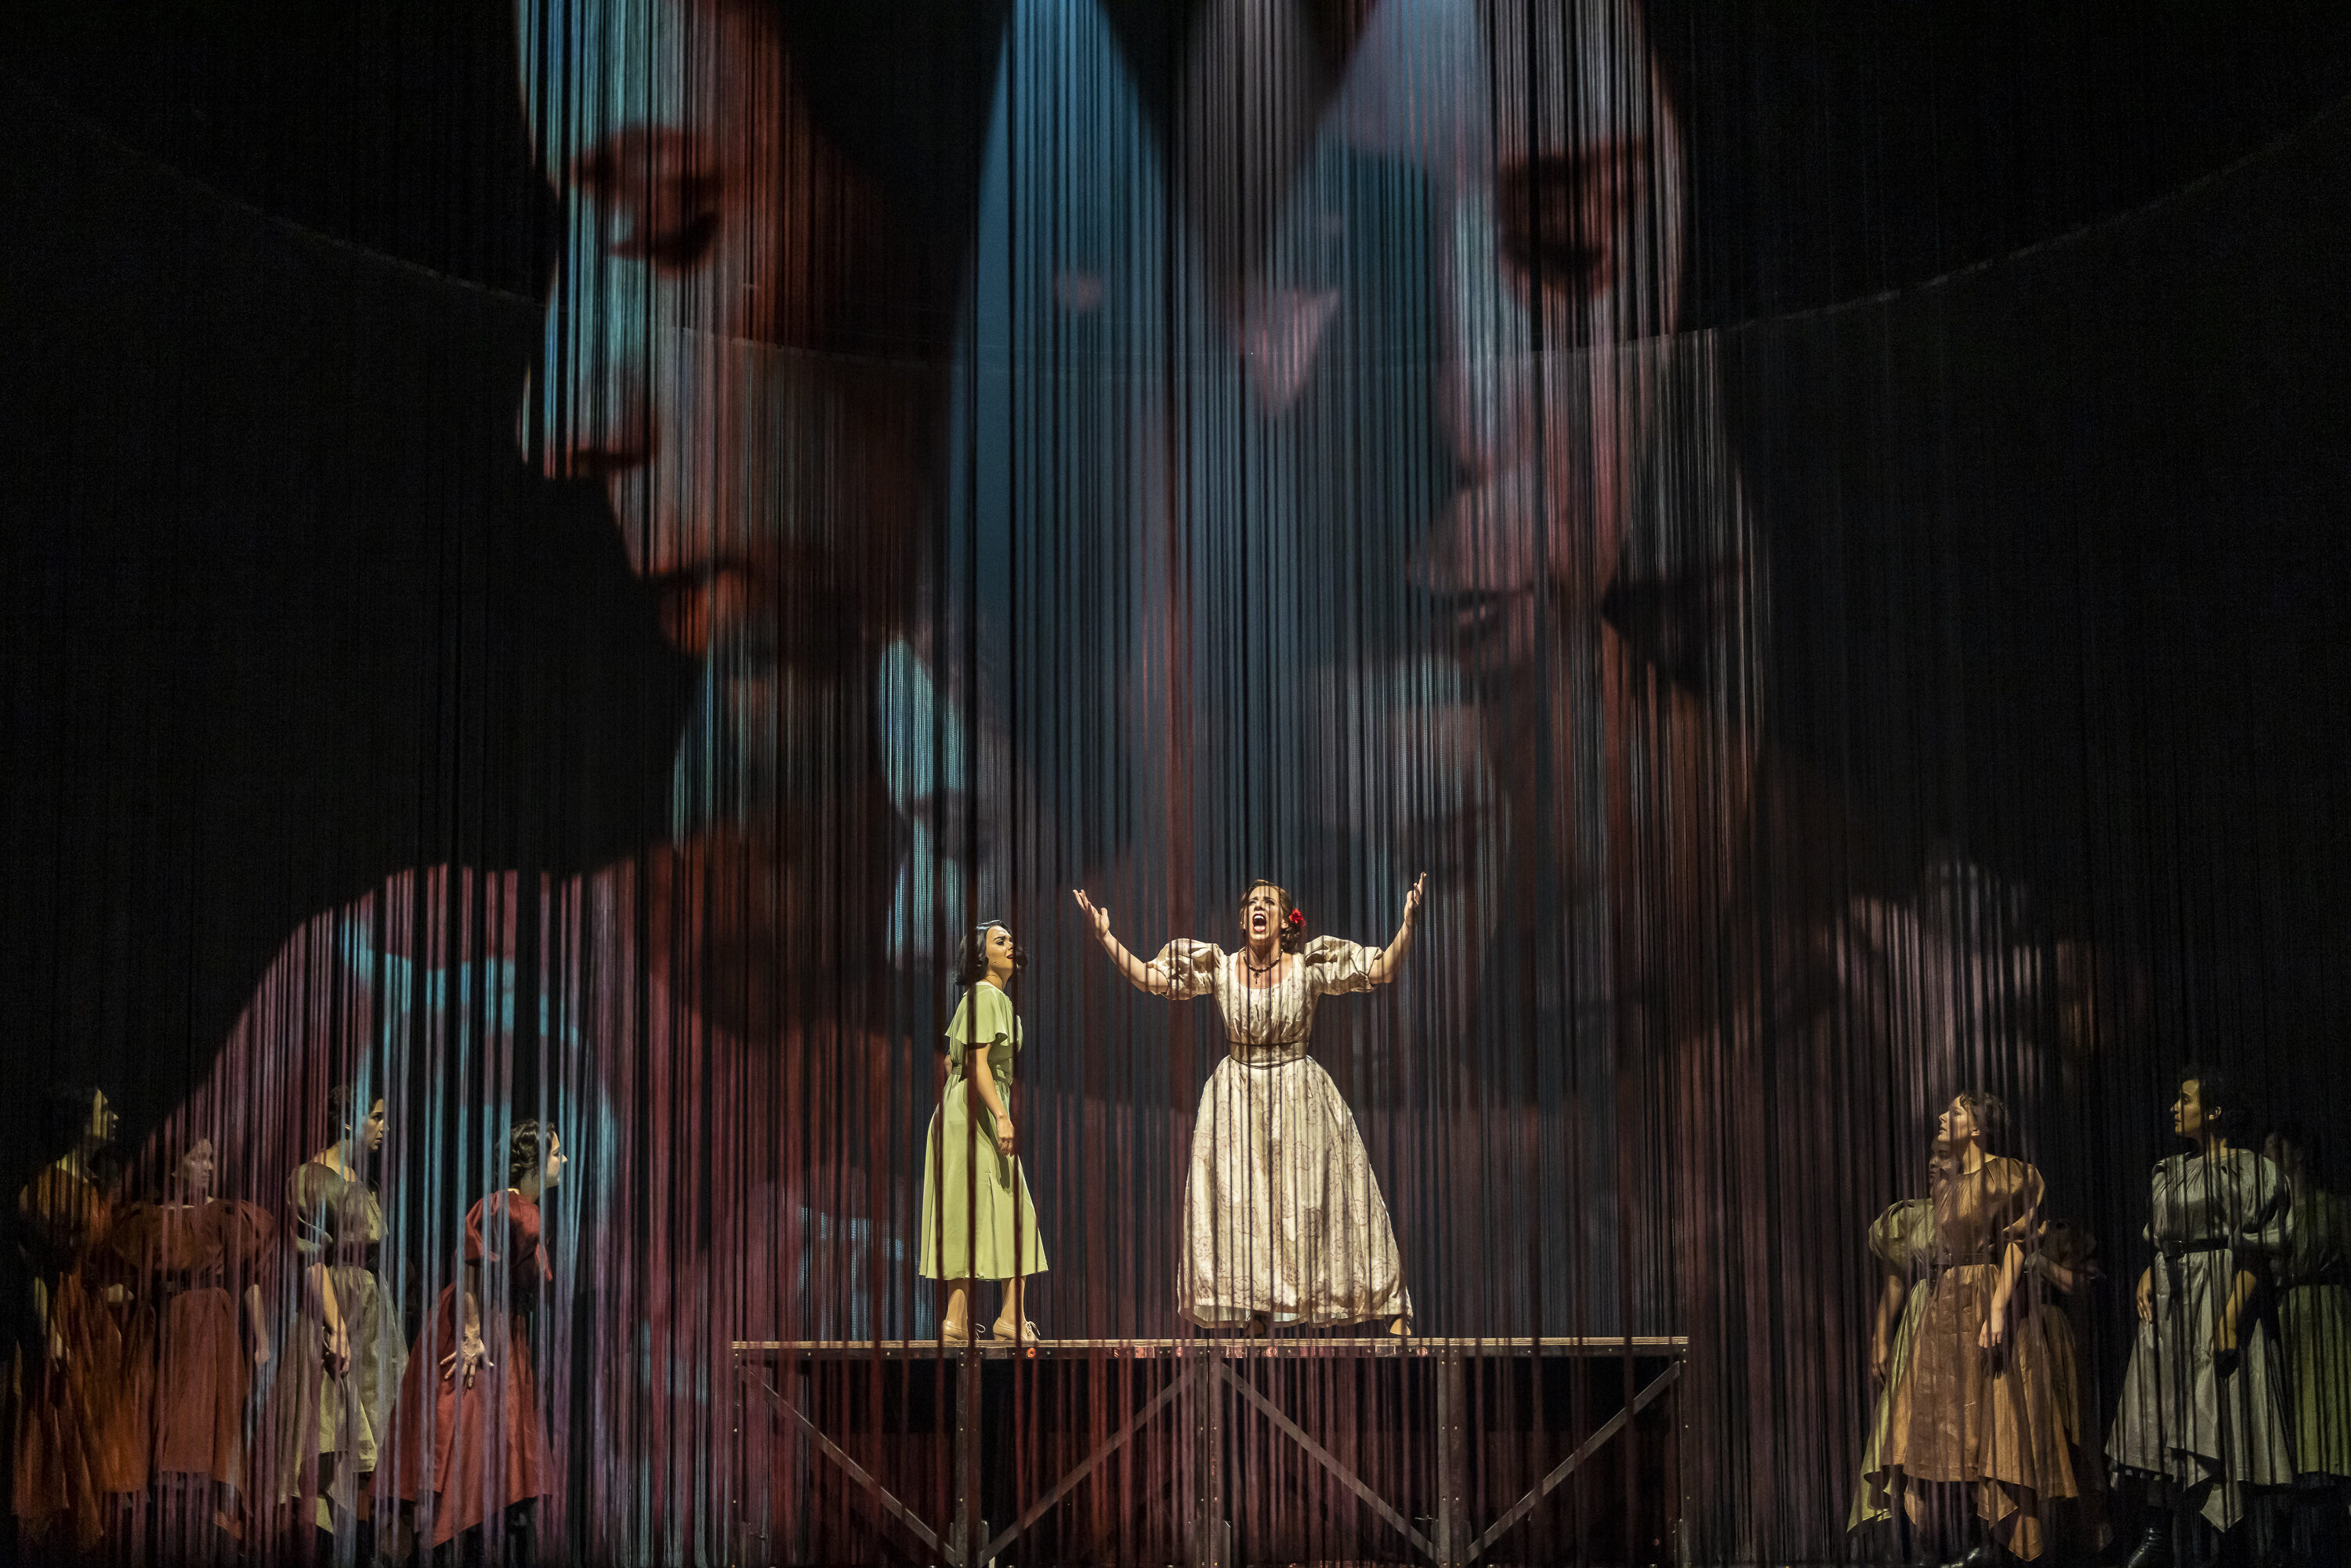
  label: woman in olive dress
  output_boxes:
[268,1084,407,1547]
[1873,1092,2078,1563]
[2108,1066,2293,1566]
[2263,1120,2349,1564]
[1075,877,1422,1333]
[1851,1186,1936,1543]
[918,921,1047,1342]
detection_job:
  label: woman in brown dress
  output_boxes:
[110,1135,275,1556]
[9,1085,140,1552]
[393,1119,566,1559]
[1873,1091,2078,1563]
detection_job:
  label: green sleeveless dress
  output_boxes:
[918,983,1048,1280]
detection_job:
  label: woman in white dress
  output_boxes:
[1074,877,1424,1333]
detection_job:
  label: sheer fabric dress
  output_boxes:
[1876,1156,2078,1559]
[1851,1198,1935,1532]
[2107,1148,2295,1530]
[268,1160,407,1523]
[918,982,1047,1283]
[393,1191,555,1546]
[1157,937,1408,1327]
[110,1198,276,1492]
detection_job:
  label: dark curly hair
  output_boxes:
[2175,1063,2237,1130]
[1947,1088,2010,1153]
[44,1084,108,1163]
[1240,879,1306,954]
[508,1120,557,1186]
[326,1081,381,1138]
[955,921,1025,989]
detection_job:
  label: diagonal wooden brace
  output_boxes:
[741,1363,951,1563]
[1467,1360,1681,1563]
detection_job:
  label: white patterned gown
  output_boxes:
[1156,936,1411,1327]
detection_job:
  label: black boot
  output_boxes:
[1946,1544,2020,1568]
[2122,1520,2171,1568]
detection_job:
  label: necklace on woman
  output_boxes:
[1243,951,1282,976]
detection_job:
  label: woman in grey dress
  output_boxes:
[2108,1066,2293,1566]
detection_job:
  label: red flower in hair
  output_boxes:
[1288,908,1304,928]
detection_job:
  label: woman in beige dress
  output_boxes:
[1872,1091,2078,1563]
[268,1085,406,1550]
[1074,877,1422,1333]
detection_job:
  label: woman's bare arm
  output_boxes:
[1365,875,1427,987]
[1074,889,1176,995]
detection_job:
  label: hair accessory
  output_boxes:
[1288,907,1304,928]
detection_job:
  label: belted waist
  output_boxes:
[2157,1237,2233,1261]
[1226,1039,1309,1066]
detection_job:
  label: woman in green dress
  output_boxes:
[2265,1121,2349,1565]
[919,922,1047,1342]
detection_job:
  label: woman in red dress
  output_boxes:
[110,1135,275,1555]
[394,1119,566,1559]
[9,1085,153,1551]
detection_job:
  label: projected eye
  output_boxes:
[1494,148,1632,307]
[577,131,722,274]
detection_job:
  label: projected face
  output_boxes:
[179,1138,218,1201]
[1324,0,1682,675]
[519,0,922,1018]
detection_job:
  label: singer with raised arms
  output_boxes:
[1074,877,1424,1335]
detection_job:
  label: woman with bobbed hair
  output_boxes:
[1075,876,1423,1334]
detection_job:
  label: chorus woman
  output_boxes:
[2108,1067,2293,1565]
[918,921,1047,1342]
[393,1120,565,1559]
[2263,1121,2349,1563]
[110,1135,275,1554]
[9,1086,139,1550]
[269,1084,407,1544]
[1075,877,1422,1332]
[1850,1181,1937,1540]
[1872,1092,2078,1563]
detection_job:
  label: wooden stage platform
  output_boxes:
[731,1336,1687,1566]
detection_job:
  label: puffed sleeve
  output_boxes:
[944,986,1019,1065]
[108,1200,166,1275]
[15,1168,108,1271]
[1997,1161,2046,1249]
[1867,1199,1932,1275]
[1151,940,1223,999]
[213,1200,277,1267]
[2235,1152,2291,1257]
[2031,1217,2095,1290]
[1301,936,1381,996]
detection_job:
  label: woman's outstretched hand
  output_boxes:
[1402,873,1427,922]
[1072,889,1112,945]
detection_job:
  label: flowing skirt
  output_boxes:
[2108,1251,2295,1530]
[268,1265,407,1526]
[392,1292,551,1547]
[2279,1280,2351,1481]
[917,1075,1048,1283]
[1850,1284,1929,1531]
[153,1285,252,1488]
[1179,1054,1408,1327]
[1878,1263,2079,1559]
